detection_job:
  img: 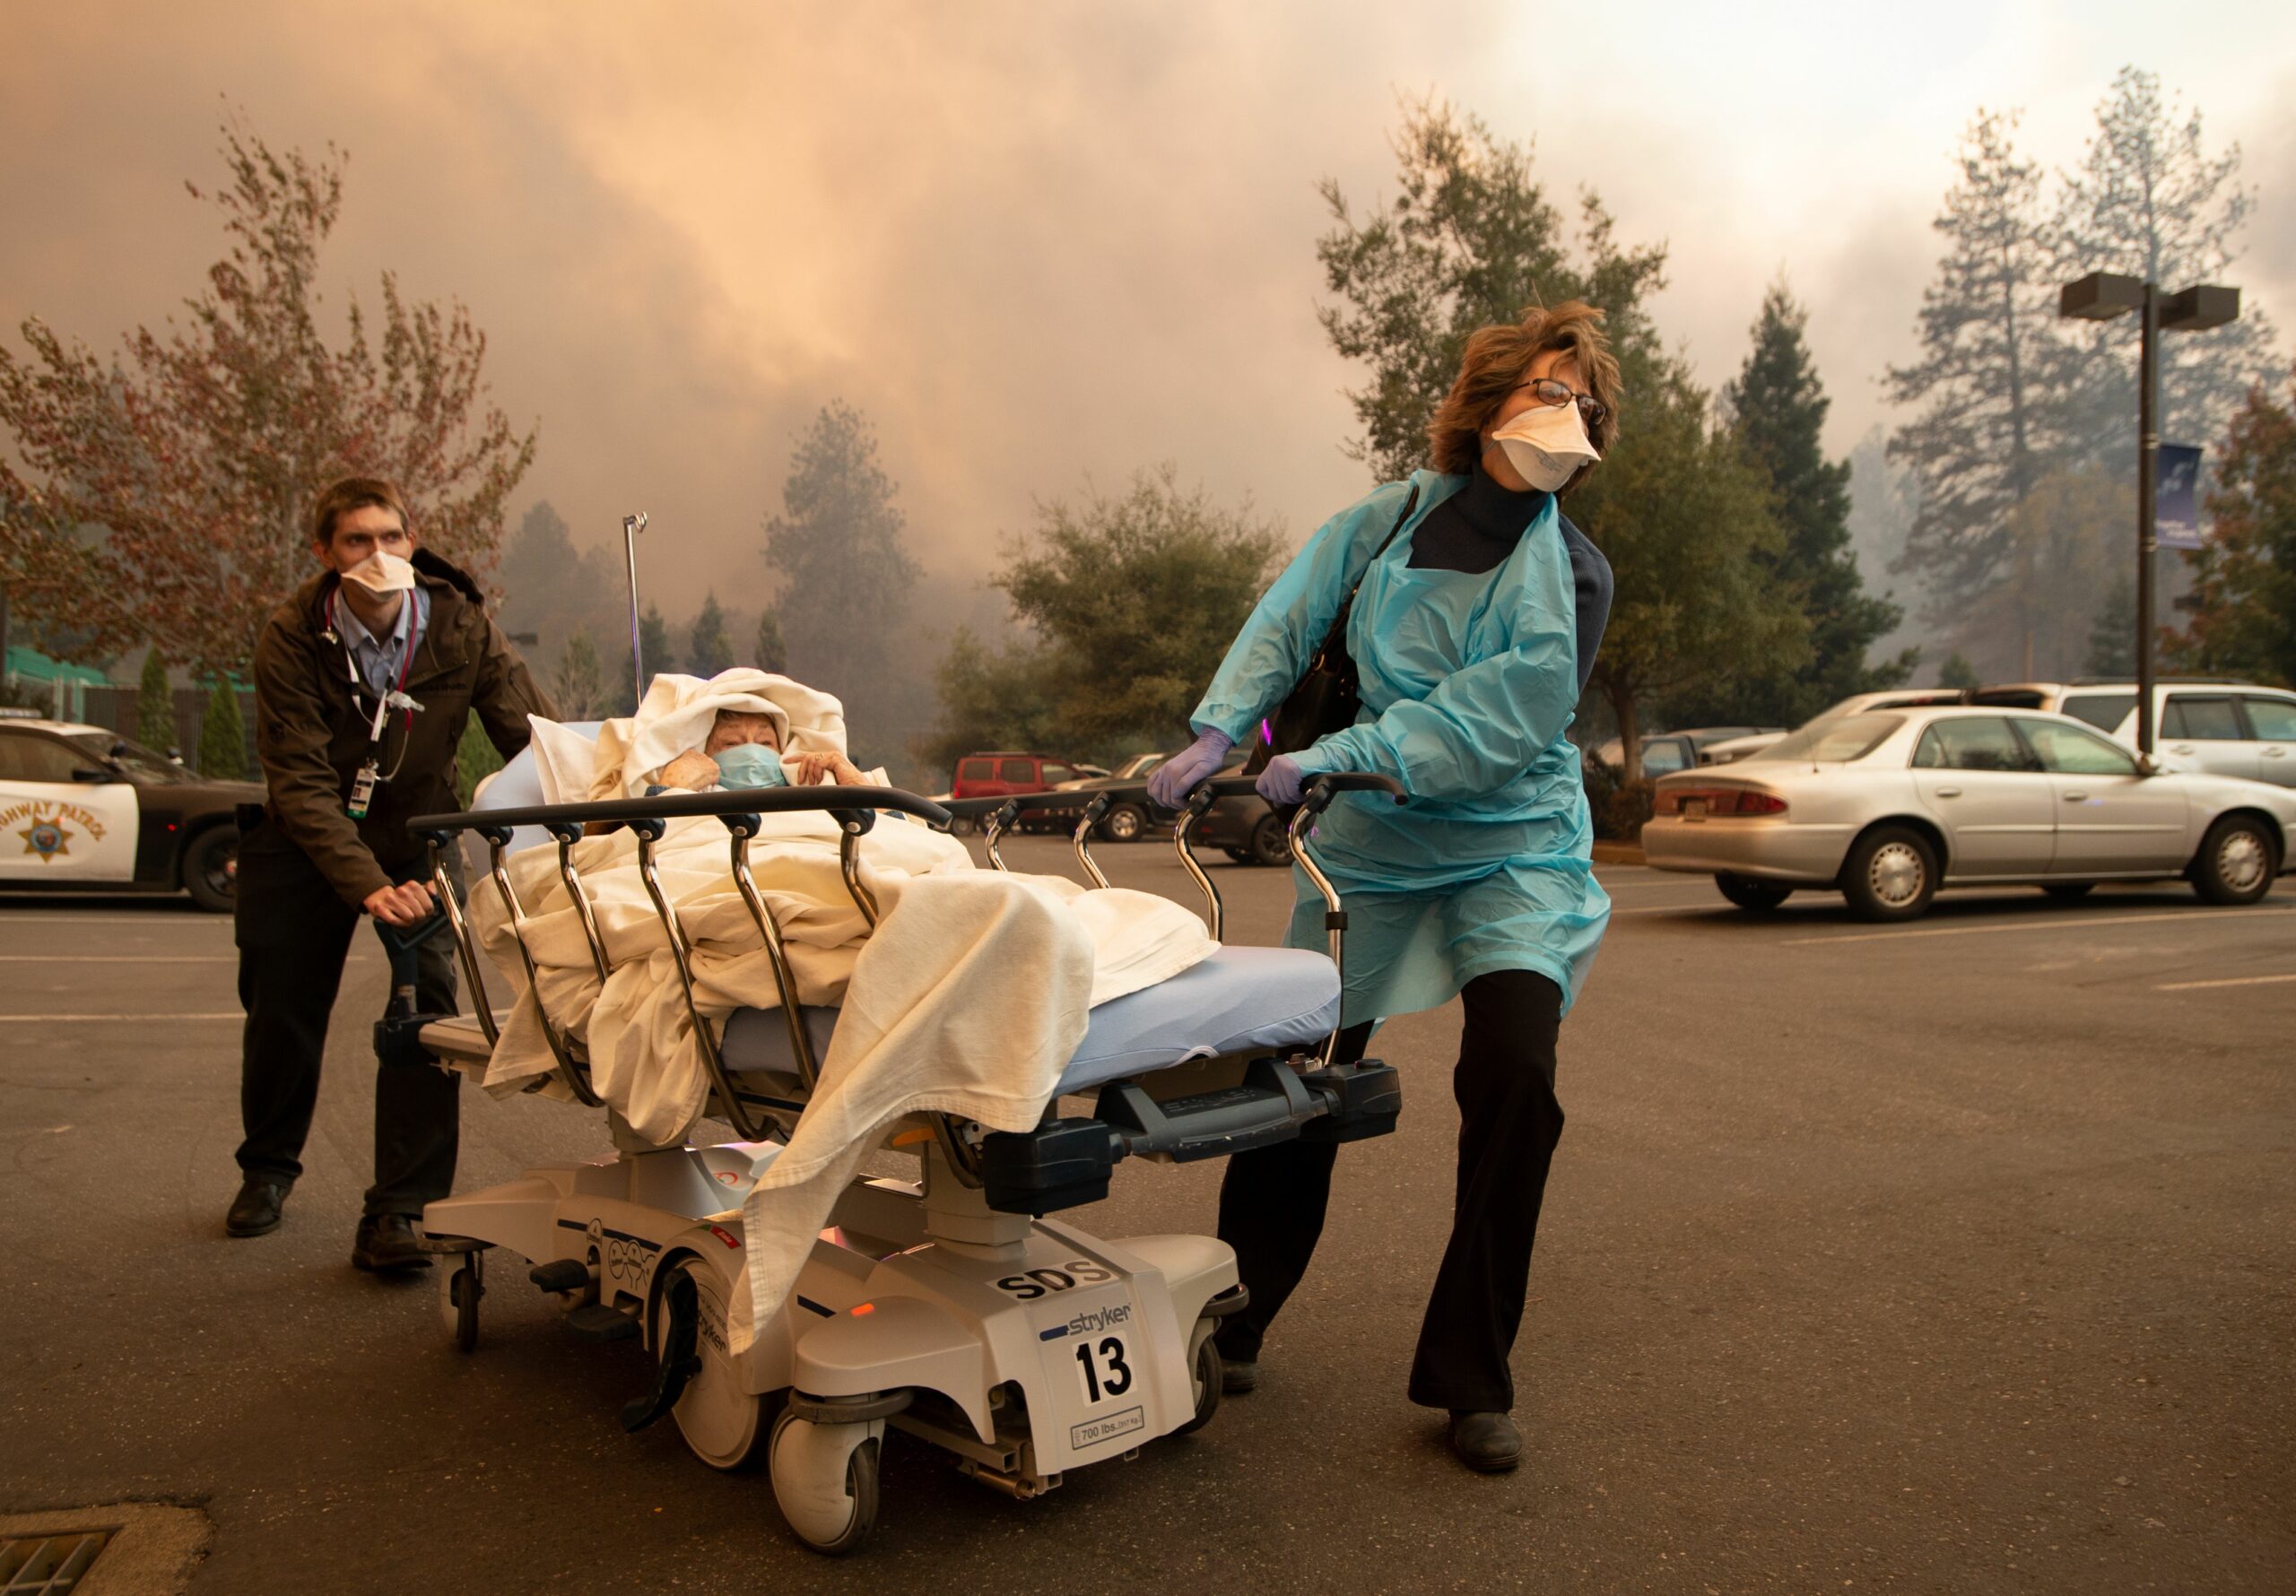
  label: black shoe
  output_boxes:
[352,1213,434,1272]
[225,1177,290,1238]
[1221,1358,1258,1395]
[1447,1410,1523,1473]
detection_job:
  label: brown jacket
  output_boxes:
[251,549,555,906]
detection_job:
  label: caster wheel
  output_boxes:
[656,1259,766,1469]
[1171,1331,1222,1436]
[441,1259,482,1353]
[770,1410,882,1555]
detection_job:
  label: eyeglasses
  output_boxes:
[1514,377,1608,431]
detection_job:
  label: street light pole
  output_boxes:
[2059,272,2240,757]
[2135,282,2159,755]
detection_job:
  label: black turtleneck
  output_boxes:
[1404,462,1615,692]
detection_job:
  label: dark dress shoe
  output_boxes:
[1447,1410,1523,1473]
[225,1177,290,1237]
[1221,1358,1258,1395]
[352,1213,434,1271]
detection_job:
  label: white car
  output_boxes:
[1971,679,2296,787]
[1639,705,2296,921]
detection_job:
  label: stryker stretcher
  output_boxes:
[397,754,1402,1554]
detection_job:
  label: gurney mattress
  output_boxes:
[721,944,1340,1097]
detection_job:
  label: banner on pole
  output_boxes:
[2156,444,2204,551]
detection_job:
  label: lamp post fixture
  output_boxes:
[2058,271,2240,756]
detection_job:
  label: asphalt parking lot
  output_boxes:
[2,842,2290,1593]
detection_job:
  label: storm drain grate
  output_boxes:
[0,1531,113,1594]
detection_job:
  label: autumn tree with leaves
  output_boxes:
[0,116,535,682]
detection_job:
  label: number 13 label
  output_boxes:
[1073,1335,1133,1405]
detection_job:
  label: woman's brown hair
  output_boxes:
[1426,300,1622,477]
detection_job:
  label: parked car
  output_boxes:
[0,711,263,911]
[1591,727,1780,776]
[1639,704,2296,922]
[1172,754,1297,866]
[1968,678,2293,786]
[946,750,1098,833]
[1054,751,1171,842]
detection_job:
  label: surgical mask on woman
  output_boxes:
[713,744,789,789]
[1490,402,1601,493]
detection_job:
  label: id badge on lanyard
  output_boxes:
[330,592,421,820]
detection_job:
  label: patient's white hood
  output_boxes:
[528,669,851,802]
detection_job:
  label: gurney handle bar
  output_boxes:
[937,770,1405,822]
[409,785,955,837]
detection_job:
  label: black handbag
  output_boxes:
[1242,485,1421,775]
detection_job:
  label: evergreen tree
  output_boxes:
[762,403,918,716]
[687,590,735,678]
[454,715,504,807]
[136,647,175,750]
[1316,98,1669,484]
[2086,571,2136,676]
[2056,68,2283,464]
[753,608,787,673]
[196,681,247,779]
[550,629,606,719]
[2169,362,2296,687]
[1937,651,1980,691]
[1887,110,2080,638]
[1671,285,1913,726]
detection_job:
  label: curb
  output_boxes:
[1591,840,1647,866]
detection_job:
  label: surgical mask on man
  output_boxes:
[713,743,789,789]
[1490,402,1601,493]
[342,549,417,594]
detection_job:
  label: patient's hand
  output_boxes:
[787,750,873,786]
[658,750,722,791]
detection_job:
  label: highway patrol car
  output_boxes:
[0,710,263,911]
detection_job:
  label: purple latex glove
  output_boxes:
[1147,729,1231,809]
[1255,752,1308,807]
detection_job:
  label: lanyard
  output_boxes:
[326,587,422,747]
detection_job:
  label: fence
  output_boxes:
[61,684,260,776]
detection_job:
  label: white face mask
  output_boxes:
[343,549,416,594]
[1490,402,1601,493]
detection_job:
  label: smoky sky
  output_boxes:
[4,0,2290,619]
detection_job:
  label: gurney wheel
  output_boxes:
[442,1259,482,1353]
[655,1260,766,1470]
[770,1410,880,1555]
[1171,1331,1222,1436]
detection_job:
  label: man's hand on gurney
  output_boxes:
[363,879,438,928]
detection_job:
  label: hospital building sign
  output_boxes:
[4,798,106,863]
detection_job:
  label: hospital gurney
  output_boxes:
[396,759,1403,1555]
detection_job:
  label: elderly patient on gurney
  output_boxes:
[469,668,1237,1340]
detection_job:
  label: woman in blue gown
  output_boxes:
[1149,301,1621,1473]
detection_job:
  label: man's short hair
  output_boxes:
[1427,300,1623,477]
[310,476,410,547]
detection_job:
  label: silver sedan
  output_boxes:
[1639,707,2296,921]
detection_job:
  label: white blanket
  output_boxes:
[466,676,1215,1344]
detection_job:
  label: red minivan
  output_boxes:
[950,751,1085,802]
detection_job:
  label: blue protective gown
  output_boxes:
[1189,471,1610,1024]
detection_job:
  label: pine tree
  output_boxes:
[454,715,504,807]
[136,647,175,750]
[1887,110,2079,638]
[2056,68,2283,464]
[1671,284,1913,725]
[2086,571,2136,676]
[616,603,674,712]
[753,609,787,673]
[1315,97,1668,483]
[687,590,735,678]
[550,629,606,719]
[762,402,918,724]
[196,681,247,779]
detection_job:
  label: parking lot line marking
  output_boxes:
[2154,972,2296,992]
[1782,906,2294,947]
[0,956,237,963]
[0,915,228,927]
[0,1012,241,1022]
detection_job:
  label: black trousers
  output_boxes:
[1214,967,1565,1413]
[232,823,461,1217]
